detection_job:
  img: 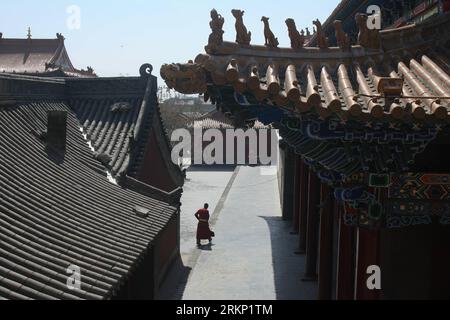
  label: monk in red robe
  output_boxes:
[195,203,215,246]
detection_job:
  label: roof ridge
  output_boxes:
[47,34,66,67]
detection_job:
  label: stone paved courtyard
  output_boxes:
[163,165,317,300]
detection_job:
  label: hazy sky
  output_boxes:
[0,0,341,82]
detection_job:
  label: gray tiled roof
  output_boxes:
[72,97,145,178]
[67,76,184,187]
[0,35,96,78]
[0,100,177,300]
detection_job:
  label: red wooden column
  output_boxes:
[297,160,309,254]
[291,155,301,234]
[336,204,357,300]
[281,147,295,220]
[354,228,381,300]
[318,183,334,300]
[354,188,383,300]
[302,169,320,281]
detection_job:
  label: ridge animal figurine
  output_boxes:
[355,13,381,49]
[231,9,251,45]
[313,19,329,49]
[285,18,304,49]
[208,9,225,48]
[261,16,279,48]
[334,20,351,50]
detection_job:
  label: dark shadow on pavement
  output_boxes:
[157,253,192,300]
[197,243,215,251]
[260,216,318,300]
[188,165,236,172]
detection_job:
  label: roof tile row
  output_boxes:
[0,100,177,299]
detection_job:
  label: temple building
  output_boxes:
[0,31,96,77]
[161,5,450,299]
[0,48,185,298]
[309,0,450,46]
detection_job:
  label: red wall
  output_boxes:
[154,216,179,294]
[138,127,177,192]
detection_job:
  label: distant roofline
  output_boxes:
[0,72,144,83]
[0,33,96,77]
[65,75,144,81]
[0,72,66,84]
[0,36,60,41]
[0,71,155,104]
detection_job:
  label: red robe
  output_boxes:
[195,209,214,240]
